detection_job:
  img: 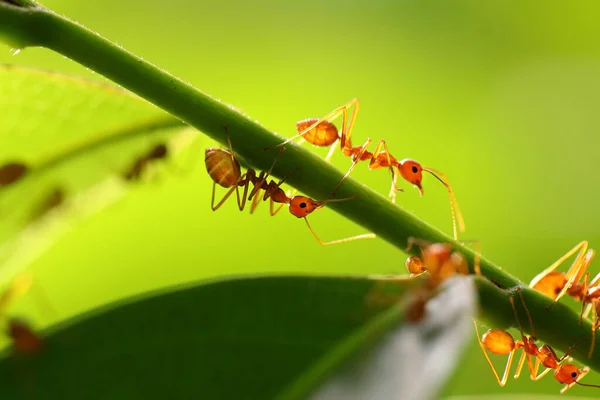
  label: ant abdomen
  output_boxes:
[296,118,339,146]
[205,148,242,188]
[482,329,515,355]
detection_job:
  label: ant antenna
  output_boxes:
[516,288,537,339]
[318,193,360,207]
[423,167,465,240]
[576,381,600,388]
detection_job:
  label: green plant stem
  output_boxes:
[1,1,599,372]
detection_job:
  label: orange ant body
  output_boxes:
[0,275,44,356]
[0,162,28,187]
[404,238,480,289]
[528,241,600,356]
[475,289,597,393]
[122,144,168,181]
[365,238,479,323]
[267,99,465,239]
[205,127,375,245]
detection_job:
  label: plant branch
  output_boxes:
[1,1,599,373]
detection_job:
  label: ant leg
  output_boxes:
[262,168,299,202]
[531,366,552,381]
[331,137,373,196]
[529,241,588,302]
[582,272,600,320]
[250,188,263,214]
[456,239,482,275]
[270,198,285,216]
[512,293,555,381]
[514,350,547,381]
[303,217,375,246]
[589,308,599,357]
[211,172,247,212]
[370,139,403,203]
[248,148,286,201]
[324,143,337,163]
[515,289,537,338]
[270,188,295,216]
[510,293,537,374]
[389,168,401,204]
[404,237,432,254]
[471,240,482,276]
[211,183,237,211]
[235,177,252,212]
[579,272,590,324]
[265,99,358,151]
[472,321,516,386]
[338,98,360,149]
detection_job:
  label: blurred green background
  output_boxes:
[2,0,600,397]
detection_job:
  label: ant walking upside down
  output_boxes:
[205,127,375,246]
[266,99,465,240]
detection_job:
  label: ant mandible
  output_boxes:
[266,99,465,240]
[205,127,375,245]
[528,241,600,356]
[474,288,598,393]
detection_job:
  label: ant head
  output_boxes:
[150,144,168,159]
[482,329,515,355]
[398,159,424,195]
[289,196,321,218]
[555,364,583,385]
[531,271,567,299]
[406,256,426,275]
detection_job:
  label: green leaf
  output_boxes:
[0,275,420,399]
[306,276,476,400]
[0,65,195,280]
[445,396,600,400]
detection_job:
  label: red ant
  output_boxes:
[404,237,481,288]
[528,241,600,356]
[266,99,465,240]
[205,127,375,245]
[0,162,28,187]
[0,274,44,355]
[122,144,168,181]
[366,238,480,323]
[474,288,598,393]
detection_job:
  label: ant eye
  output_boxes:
[299,202,307,208]
[411,166,418,173]
[572,372,578,378]
[554,286,562,295]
